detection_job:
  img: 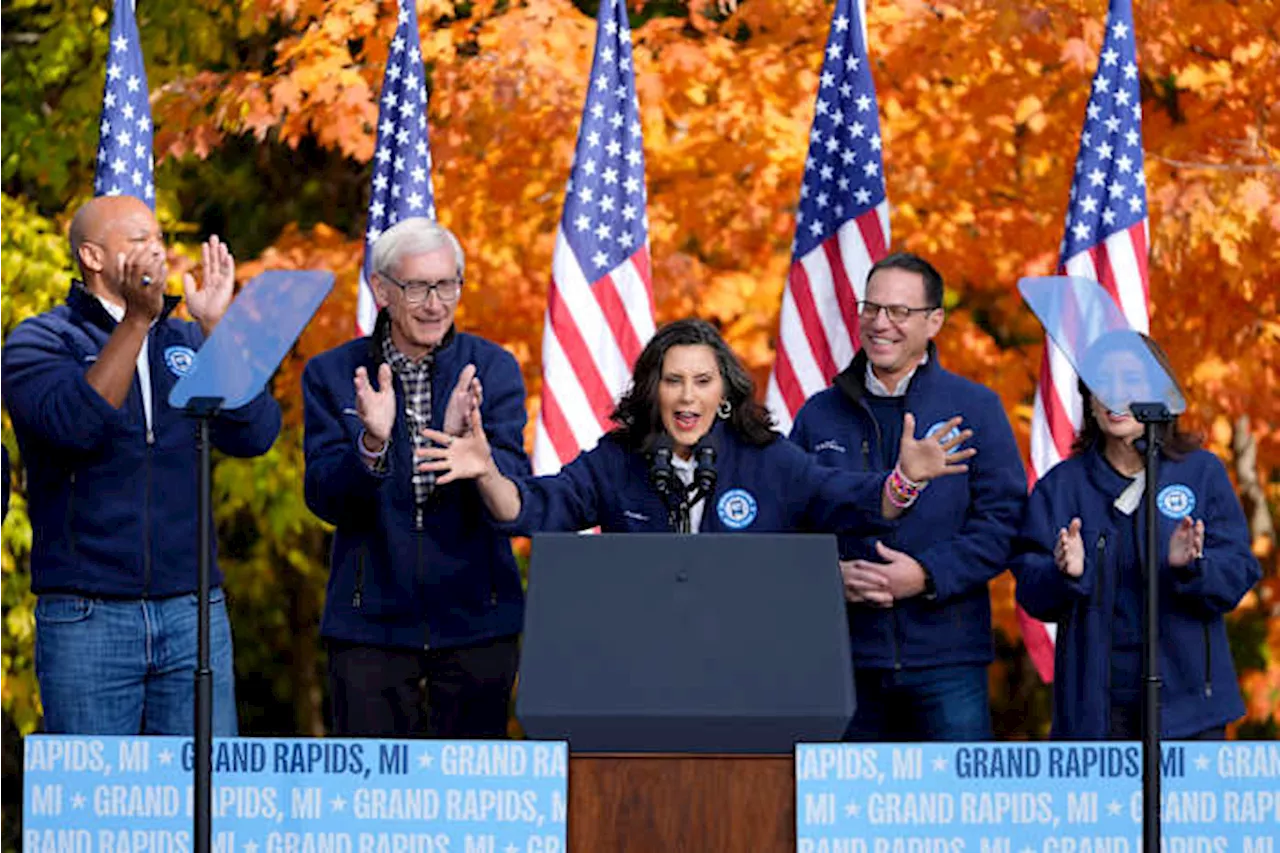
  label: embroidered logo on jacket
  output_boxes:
[717,489,758,530]
[814,439,847,454]
[1157,484,1196,520]
[925,418,963,445]
[163,345,197,377]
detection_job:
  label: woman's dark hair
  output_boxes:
[1071,331,1201,460]
[610,318,776,450]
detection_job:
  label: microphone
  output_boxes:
[691,434,718,503]
[647,433,677,502]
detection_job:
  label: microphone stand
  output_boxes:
[1130,401,1173,853]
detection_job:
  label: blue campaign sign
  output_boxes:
[23,736,568,853]
[796,742,1279,853]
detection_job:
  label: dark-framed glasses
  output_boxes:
[857,300,939,324]
[382,272,463,305]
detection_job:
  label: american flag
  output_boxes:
[531,0,654,474]
[94,0,154,207]
[1023,0,1150,682]
[357,0,437,336]
[766,0,888,434]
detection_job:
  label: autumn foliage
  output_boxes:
[2,0,1277,741]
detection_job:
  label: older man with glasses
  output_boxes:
[302,217,530,738]
[790,252,1027,743]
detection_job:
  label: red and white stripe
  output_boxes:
[766,203,889,433]
[532,230,655,475]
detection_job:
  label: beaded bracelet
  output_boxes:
[884,465,923,509]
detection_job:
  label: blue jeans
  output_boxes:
[845,663,991,742]
[35,589,238,735]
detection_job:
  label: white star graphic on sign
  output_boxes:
[329,795,346,812]
[505,845,519,853]
[1194,753,1210,771]
[244,842,259,853]
[72,793,86,809]
[845,799,861,817]
[932,756,947,771]
[1108,800,1123,816]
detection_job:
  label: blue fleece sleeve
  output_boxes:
[785,441,890,533]
[1012,478,1095,622]
[1,316,128,458]
[493,447,604,536]
[479,348,531,481]
[789,403,811,447]
[913,397,1028,603]
[1167,455,1261,617]
[301,358,391,525]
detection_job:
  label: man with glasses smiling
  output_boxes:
[790,252,1026,743]
[302,217,530,739]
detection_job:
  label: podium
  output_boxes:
[517,533,852,850]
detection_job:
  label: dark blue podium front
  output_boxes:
[516,533,855,753]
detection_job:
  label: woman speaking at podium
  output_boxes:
[416,318,973,535]
[1013,333,1259,740]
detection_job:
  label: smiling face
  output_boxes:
[372,244,460,359]
[657,344,725,459]
[860,266,944,393]
[1089,348,1151,447]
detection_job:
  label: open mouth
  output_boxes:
[672,411,701,431]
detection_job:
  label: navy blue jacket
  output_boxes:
[790,346,1027,669]
[302,317,530,650]
[499,421,890,537]
[1,283,282,597]
[1013,446,1259,739]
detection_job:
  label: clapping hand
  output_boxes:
[1054,517,1084,578]
[1168,516,1205,569]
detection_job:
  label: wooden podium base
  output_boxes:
[568,753,795,852]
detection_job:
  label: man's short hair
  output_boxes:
[371,218,465,279]
[866,251,944,308]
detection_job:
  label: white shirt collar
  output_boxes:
[865,351,929,398]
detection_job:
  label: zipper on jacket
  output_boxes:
[352,549,366,609]
[415,505,424,532]
[420,524,431,650]
[143,433,154,595]
[66,472,78,552]
[1097,532,1115,734]
[1202,625,1213,698]
[861,440,871,469]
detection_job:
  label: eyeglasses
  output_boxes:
[381,272,463,305]
[857,300,939,324]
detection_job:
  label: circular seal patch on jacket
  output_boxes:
[716,488,758,530]
[1156,484,1196,520]
[925,419,963,445]
[164,345,197,377]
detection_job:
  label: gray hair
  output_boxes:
[371,217,465,279]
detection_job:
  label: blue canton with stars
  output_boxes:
[363,0,437,271]
[561,0,648,278]
[793,0,886,260]
[94,0,154,207]
[1060,0,1147,262]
